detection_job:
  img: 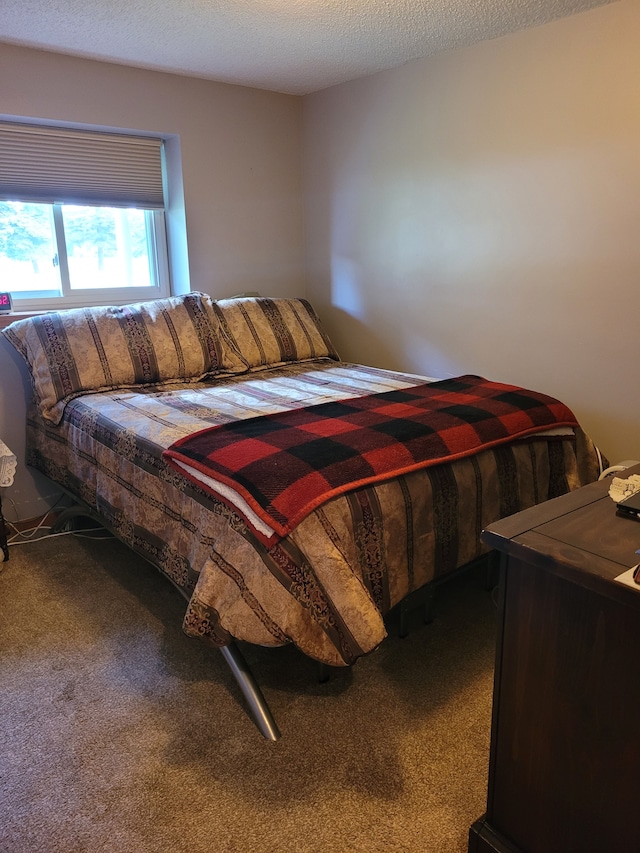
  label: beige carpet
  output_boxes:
[0,534,496,853]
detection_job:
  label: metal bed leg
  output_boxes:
[399,598,410,639]
[423,584,435,625]
[317,662,331,683]
[50,500,281,741]
[399,584,435,638]
[219,642,281,741]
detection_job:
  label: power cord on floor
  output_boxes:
[5,494,114,549]
[8,528,115,547]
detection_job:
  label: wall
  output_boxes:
[3,1,640,522]
[0,44,304,521]
[303,0,640,465]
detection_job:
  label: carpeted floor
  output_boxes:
[0,534,496,853]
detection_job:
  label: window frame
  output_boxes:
[4,203,171,312]
[0,120,172,312]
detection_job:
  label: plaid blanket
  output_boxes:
[163,374,578,546]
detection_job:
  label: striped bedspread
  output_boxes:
[26,360,604,666]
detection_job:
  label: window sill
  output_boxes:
[0,311,47,330]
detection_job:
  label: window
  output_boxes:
[0,122,170,310]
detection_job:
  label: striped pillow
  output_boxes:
[2,293,224,424]
[209,296,339,373]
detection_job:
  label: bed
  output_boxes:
[2,293,606,739]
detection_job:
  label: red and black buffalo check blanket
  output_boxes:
[163,374,578,546]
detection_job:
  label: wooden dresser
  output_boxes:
[468,467,640,853]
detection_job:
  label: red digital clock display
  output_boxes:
[0,292,13,312]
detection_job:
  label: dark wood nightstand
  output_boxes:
[469,466,640,853]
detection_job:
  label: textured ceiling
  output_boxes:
[0,0,618,95]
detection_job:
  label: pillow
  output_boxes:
[208,296,340,373]
[2,292,224,424]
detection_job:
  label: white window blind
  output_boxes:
[0,122,165,208]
